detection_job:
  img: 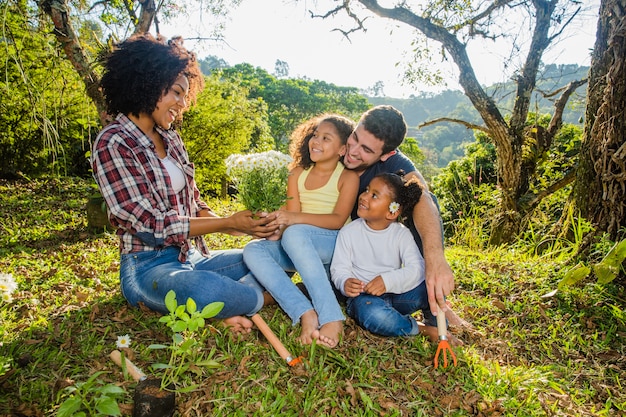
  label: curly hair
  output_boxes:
[360,105,407,154]
[375,170,423,221]
[100,34,204,120]
[288,114,355,169]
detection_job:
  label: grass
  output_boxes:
[0,177,625,416]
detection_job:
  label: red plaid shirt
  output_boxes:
[91,113,210,262]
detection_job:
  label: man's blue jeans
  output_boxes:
[119,246,264,318]
[243,224,344,326]
[346,281,436,337]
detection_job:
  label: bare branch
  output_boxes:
[547,78,588,137]
[547,5,582,43]
[455,0,516,38]
[419,117,490,134]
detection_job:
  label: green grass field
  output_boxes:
[0,178,624,416]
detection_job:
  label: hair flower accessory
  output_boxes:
[389,202,400,214]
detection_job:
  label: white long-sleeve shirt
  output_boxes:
[331,218,425,296]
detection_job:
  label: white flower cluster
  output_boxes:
[0,273,17,303]
[225,150,292,178]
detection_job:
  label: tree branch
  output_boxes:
[547,78,588,137]
[418,117,490,134]
[523,168,576,212]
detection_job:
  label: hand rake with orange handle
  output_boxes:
[251,314,302,367]
[433,305,457,369]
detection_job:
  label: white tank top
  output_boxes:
[161,155,185,193]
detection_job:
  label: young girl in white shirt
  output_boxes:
[331,172,459,344]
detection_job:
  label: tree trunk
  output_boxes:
[574,0,626,240]
[38,0,158,127]
[39,0,107,124]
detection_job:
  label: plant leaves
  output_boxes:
[594,263,618,285]
[600,239,626,268]
[95,395,122,415]
[558,263,590,288]
[200,301,224,319]
[186,297,197,314]
[147,344,168,350]
[164,290,177,313]
[171,320,187,333]
[57,396,82,417]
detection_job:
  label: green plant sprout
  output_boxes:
[56,371,126,417]
[148,290,224,392]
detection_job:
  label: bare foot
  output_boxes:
[312,320,343,348]
[299,309,319,345]
[444,302,472,328]
[263,291,276,306]
[223,316,254,335]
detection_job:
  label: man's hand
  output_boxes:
[344,278,365,297]
[364,275,386,296]
[425,254,455,315]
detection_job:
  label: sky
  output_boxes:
[162,1,600,99]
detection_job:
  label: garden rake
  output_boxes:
[433,305,458,369]
[251,314,302,367]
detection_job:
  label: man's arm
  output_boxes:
[405,171,455,315]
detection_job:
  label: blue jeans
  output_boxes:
[119,246,264,318]
[346,281,436,337]
[243,224,344,326]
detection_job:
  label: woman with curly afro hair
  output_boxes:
[91,34,279,334]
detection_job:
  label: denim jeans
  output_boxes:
[243,224,344,326]
[346,281,436,337]
[119,246,264,318]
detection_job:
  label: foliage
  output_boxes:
[180,73,273,196]
[148,290,223,392]
[56,371,126,417]
[218,64,370,150]
[1,177,625,416]
[225,150,292,213]
[433,115,583,239]
[432,131,498,236]
[561,238,626,287]
[0,0,99,178]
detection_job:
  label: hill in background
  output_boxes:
[368,63,589,169]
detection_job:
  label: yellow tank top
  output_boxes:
[298,163,345,215]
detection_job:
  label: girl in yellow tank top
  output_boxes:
[243,114,359,348]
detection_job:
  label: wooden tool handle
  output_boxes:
[110,350,146,382]
[251,314,292,361]
[436,305,447,339]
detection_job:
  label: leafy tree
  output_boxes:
[0,0,99,178]
[311,0,591,244]
[219,64,370,150]
[574,0,626,243]
[434,115,582,238]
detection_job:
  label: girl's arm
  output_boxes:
[276,168,359,230]
[380,228,425,294]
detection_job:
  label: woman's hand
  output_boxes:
[229,210,279,238]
